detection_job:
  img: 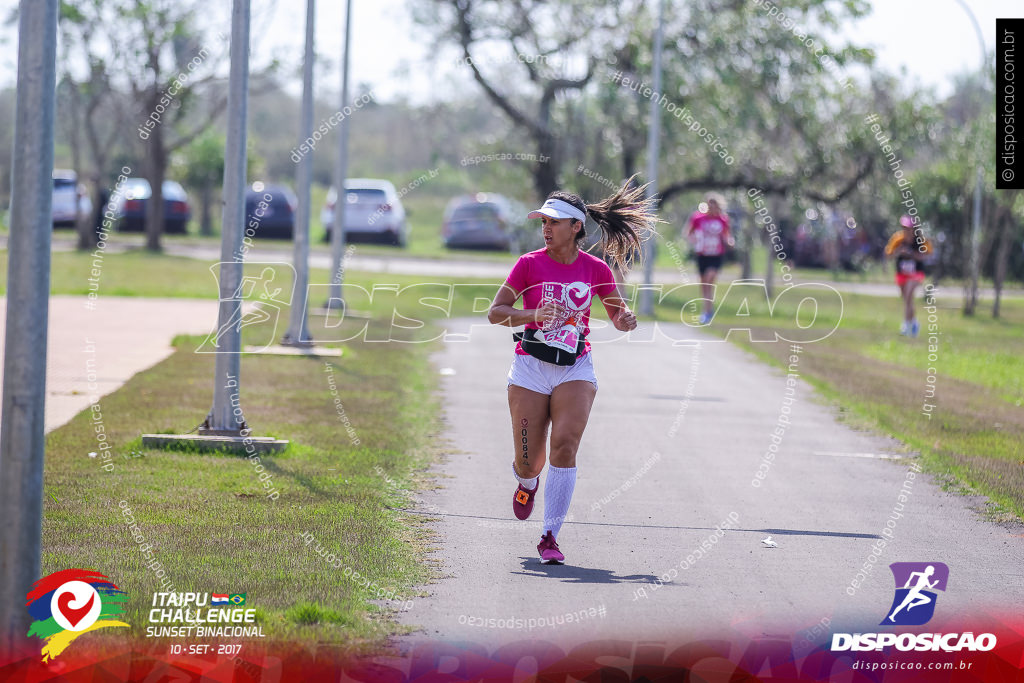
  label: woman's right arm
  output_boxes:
[488,284,557,327]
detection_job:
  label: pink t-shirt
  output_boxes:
[504,248,618,356]
[689,212,731,256]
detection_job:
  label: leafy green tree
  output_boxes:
[60,0,232,250]
[175,131,225,236]
[417,0,878,205]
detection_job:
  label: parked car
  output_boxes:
[442,193,526,251]
[245,182,297,239]
[321,179,407,246]
[51,169,92,228]
[792,209,871,271]
[112,178,191,234]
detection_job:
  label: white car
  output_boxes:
[52,170,92,228]
[321,178,407,246]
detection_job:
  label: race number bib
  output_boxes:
[540,295,570,332]
[540,323,580,354]
[536,282,590,353]
[696,220,723,255]
[899,260,917,275]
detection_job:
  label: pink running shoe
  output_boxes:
[513,481,538,520]
[537,531,564,564]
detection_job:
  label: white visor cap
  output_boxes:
[527,198,586,223]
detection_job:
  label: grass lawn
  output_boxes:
[655,281,1024,521]
[22,247,496,650]
[41,297,480,653]
[4,244,1022,652]
[0,248,512,303]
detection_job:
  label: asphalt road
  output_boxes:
[394,319,1024,651]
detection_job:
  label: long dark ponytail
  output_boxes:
[547,174,659,273]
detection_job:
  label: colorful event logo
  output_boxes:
[882,562,949,626]
[26,569,129,662]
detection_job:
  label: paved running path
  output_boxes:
[0,296,222,432]
[395,319,1024,650]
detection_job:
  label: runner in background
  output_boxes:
[686,193,733,324]
[884,215,933,337]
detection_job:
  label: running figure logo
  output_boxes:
[197,263,296,354]
[882,562,949,626]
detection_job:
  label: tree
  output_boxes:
[413,0,646,198]
[176,132,225,236]
[417,0,878,206]
[173,133,262,236]
[989,190,1021,318]
[55,10,129,250]
[60,0,233,250]
[55,75,91,248]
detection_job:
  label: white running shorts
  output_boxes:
[507,351,598,395]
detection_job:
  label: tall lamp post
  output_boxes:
[283,0,316,346]
[328,0,353,308]
[0,0,57,656]
[953,0,987,316]
[201,0,251,435]
[640,0,665,316]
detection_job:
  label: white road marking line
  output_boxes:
[814,451,908,460]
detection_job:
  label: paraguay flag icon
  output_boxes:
[212,593,230,605]
[25,569,129,662]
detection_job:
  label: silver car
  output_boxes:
[321,178,408,246]
[52,169,92,228]
[442,193,528,251]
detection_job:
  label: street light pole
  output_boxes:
[0,0,57,657]
[283,0,315,346]
[640,0,665,316]
[328,0,353,307]
[953,0,987,315]
[202,0,250,434]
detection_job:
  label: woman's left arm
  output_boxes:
[601,292,637,332]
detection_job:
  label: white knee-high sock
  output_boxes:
[544,465,577,538]
[512,462,538,490]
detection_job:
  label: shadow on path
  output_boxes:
[390,508,882,540]
[512,558,667,585]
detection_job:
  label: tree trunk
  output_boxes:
[85,181,105,248]
[64,82,95,251]
[992,211,1013,318]
[740,210,752,279]
[763,195,783,299]
[70,141,95,251]
[200,183,213,236]
[534,129,558,200]
[144,125,167,252]
[962,200,980,316]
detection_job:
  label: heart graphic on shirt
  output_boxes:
[563,282,591,311]
[57,591,95,628]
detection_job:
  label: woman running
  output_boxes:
[884,215,933,337]
[686,194,733,324]
[488,178,656,564]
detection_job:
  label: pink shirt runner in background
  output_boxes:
[689,212,731,256]
[504,248,618,357]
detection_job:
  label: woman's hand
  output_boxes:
[534,300,565,327]
[613,307,637,332]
